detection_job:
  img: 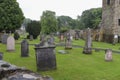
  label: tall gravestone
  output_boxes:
[34,37,56,71]
[7,36,15,51]
[83,28,92,54]
[65,32,72,49]
[1,34,9,44]
[21,39,29,57]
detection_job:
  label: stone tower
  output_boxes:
[101,0,120,43]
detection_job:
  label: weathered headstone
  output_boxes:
[21,39,29,57]
[60,33,64,41]
[1,34,9,44]
[65,32,72,49]
[0,52,3,60]
[105,49,112,61]
[113,34,118,45]
[75,31,80,40]
[83,28,92,54]
[7,36,15,51]
[47,35,55,45]
[34,39,56,71]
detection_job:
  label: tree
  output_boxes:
[41,10,58,34]
[0,0,24,33]
[78,8,102,29]
[26,20,41,39]
[57,16,77,29]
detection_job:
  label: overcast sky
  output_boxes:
[16,0,102,20]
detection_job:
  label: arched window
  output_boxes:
[107,0,110,5]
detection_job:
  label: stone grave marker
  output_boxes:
[65,32,72,49]
[7,36,15,51]
[83,28,92,54]
[0,52,3,60]
[21,39,29,57]
[75,31,80,40]
[34,38,56,71]
[47,35,55,45]
[59,33,64,41]
[1,34,9,44]
[105,49,112,61]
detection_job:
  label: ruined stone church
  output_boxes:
[100,0,120,43]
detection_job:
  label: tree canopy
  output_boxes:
[41,10,58,34]
[0,0,24,32]
[78,8,102,29]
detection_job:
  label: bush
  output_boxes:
[26,20,41,39]
[14,32,20,40]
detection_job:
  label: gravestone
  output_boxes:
[21,39,29,57]
[60,33,64,41]
[105,49,112,61]
[75,31,80,40]
[7,36,15,51]
[40,35,45,41]
[47,35,55,45]
[1,34,9,44]
[34,39,56,71]
[65,32,72,49]
[83,28,92,54]
[0,52,3,60]
[113,34,118,45]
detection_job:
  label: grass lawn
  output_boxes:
[1,38,120,80]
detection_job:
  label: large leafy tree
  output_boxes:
[0,0,24,32]
[78,8,102,29]
[41,10,58,34]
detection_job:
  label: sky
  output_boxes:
[16,0,102,20]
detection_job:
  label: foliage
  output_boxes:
[14,31,20,40]
[22,18,31,30]
[59,27,68,33]
[57,16,77,29]
[26,20,41,39]
[41,10,58,34]
[0,0,24,33]
[77,8,102,29]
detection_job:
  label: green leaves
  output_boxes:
[0,0,24,32]
[41,10,58,34]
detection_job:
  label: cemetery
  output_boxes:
[1,0,120,80]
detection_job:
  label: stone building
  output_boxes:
[100,0,120,43]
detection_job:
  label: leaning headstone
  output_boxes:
[34,38,56,71]
[1,34,9,44]
[0,52,3,60]
[7,36,15,51]
[65,32,72,49]
[105,49,112,61]
[21,39,29,57]
[83,28,92,54]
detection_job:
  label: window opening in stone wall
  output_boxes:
[118,19,120,26]
[107,0,110,5]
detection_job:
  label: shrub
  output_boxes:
[14,32,20,40]
[26,20,41,39]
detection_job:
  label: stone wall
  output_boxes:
[100,0,120,43]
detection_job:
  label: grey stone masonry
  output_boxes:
[101,0,120,43]
[0,60,53,80]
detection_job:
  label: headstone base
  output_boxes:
[83,48,92,54]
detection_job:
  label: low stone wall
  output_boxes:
[0,60,53,80]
